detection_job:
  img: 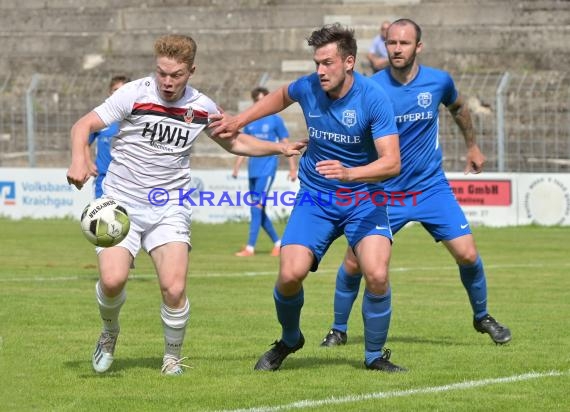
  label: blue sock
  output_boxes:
[274,287,304,347]
[261,210,279,243]
[459,256,488,320]
[247,206,262,247]
[332,264,362,332]
[362,288,391,366]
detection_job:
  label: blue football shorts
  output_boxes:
[248,175,276,207]
[388,182,471,241]
[282,188,392,271]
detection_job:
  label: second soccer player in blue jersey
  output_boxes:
[321,18,512,348]
[211,23,405,372]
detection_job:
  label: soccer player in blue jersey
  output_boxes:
[89,76,130,198]
[320,18,512,348]
[210,23,405,372]
[232,87,297,257]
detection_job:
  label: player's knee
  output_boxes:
[456,249,479,266]
[363,268,389,295]
[278,269,306,294]
[99,276,126,297]
[343,256,360,274]
[160,283,186,307]
[279,269,305,285]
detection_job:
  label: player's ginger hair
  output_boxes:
[154,34,197,69]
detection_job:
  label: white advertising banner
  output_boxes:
[187,169,299,223]
[516,174,570,225]
[445,172,570,226]
[0,168,93,219]
[0,168,299,223]
[1,168,569,226]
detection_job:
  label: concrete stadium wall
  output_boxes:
[2,1,568,86]
[0,0,569,168]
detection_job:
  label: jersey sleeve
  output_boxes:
[441,71,459,107]
[368,84,398,139]
[287,75,310,103]
[93,79,140,126]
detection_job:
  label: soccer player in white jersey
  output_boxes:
[66,34,306,376]
[320,19,512,349]
[211,24,405,372]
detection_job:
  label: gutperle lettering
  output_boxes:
[395,111,434,123]
[308,127,361,144]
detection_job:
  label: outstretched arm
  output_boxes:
[448,94,485,174]
[209,85,294,139]
[212,132,307,158]
[66,111,105,189]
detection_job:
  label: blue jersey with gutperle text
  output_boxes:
[371,66,457,193]
[288,71,398,195]
[244,114,289,178]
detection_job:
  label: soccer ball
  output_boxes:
[80,198,130,247]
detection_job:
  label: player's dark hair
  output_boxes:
[110,75,130,88]
[251,86,269,101]
[307,23,357,59]
[390,18,422,43]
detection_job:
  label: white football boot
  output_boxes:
[161,356,190,376]
[92,331,119,373]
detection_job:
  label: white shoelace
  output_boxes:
[161,356,191,374]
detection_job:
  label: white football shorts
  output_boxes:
[96,201,192,257]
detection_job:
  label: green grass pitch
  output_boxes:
[0,218,569,411]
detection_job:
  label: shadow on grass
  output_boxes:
[348,334,470,346]
[283,356,363,371]
[65,356,162,377]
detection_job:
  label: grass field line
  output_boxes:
[2,261,569,283]
[221,370,567,412]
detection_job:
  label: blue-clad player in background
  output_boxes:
[211,23,405,372]
[88,75,130,198]
[232,87,297,258]
[320,18,512,348]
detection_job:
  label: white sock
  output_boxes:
[161,298,190,360]
[274,240,281,247]
[95,281,126,333]
[245,245,255,252]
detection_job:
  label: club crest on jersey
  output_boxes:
[183,108,194,124]
[342,110,357,127]
[417,92,432,108]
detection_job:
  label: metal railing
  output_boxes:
[439,70,570,173]
[1,71,569,172]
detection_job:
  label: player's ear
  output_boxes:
[188,65,196,77]
[345,55,355,71]
[416,41,423,55]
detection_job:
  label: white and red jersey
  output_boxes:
[93,76,219,203]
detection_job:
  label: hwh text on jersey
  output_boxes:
[143,122,193,147]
